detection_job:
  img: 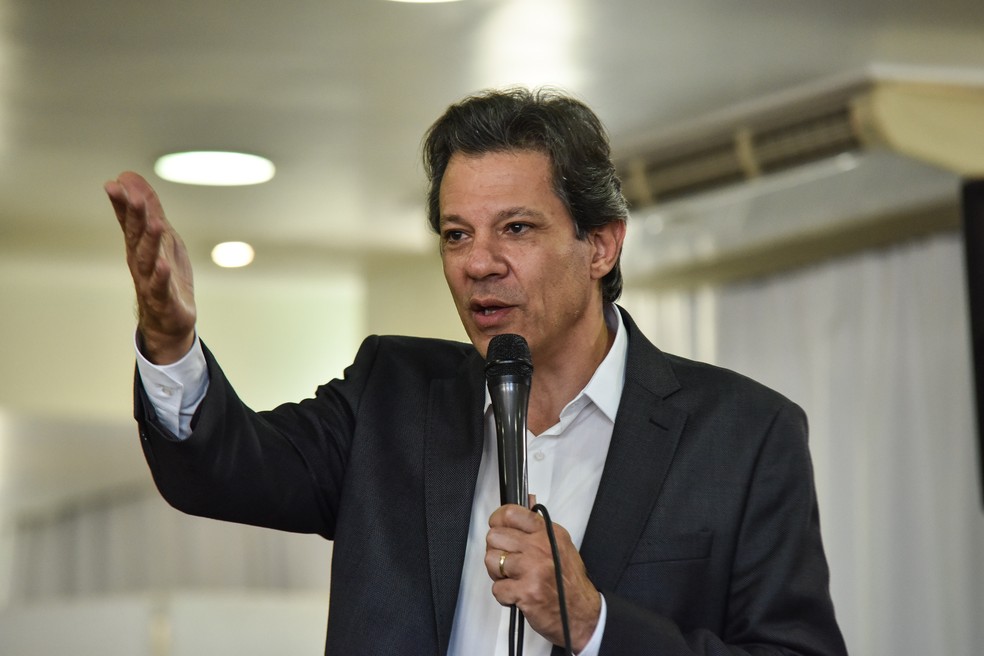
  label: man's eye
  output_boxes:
[507,223,530,235]
[443,230,465,242]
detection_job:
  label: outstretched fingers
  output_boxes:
[104,171,198,364]
[107,174,161,267]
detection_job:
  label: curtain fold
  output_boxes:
[10,490,331,602]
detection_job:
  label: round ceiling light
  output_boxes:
[154,151,275,186]
[211,241,255,268]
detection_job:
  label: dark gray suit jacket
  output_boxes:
[135,308,846,655]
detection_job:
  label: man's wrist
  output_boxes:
[137,327,196,365]
[573,593,606,656]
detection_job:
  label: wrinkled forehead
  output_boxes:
[438,150,569,224]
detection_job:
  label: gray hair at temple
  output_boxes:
[422,87,629,304]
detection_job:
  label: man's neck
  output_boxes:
[526,308,615,435]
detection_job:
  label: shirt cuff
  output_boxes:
[134,331,209,439]
[575,593,607,656]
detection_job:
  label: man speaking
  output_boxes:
[105,88,846,655]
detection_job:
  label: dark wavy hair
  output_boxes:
[422,87,629,303]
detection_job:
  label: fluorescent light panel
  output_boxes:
[154,151,275,186]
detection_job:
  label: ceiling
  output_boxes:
[3,0,984,269]
[2,0,984,525]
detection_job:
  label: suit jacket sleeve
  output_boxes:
[133,334,484,653]
[133,336,382,539]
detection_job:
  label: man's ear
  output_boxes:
[589,219,626,281]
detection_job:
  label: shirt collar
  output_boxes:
[577,303,627,423]
[482,303,628,424]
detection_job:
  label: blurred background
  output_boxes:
[1,0,983,653]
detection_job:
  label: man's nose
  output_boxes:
[464,234,507,279]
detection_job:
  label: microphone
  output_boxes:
[485,334,533,507]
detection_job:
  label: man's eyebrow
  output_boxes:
[439,213,464,228]
[440,207,544,226]
[496,207,545,221]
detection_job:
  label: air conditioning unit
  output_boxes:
[617,68,984,288]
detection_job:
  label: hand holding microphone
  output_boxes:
[484,335,599,654]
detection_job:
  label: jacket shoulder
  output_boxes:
[667,352,794,404]
[620,306,797,413]
[354,334,478,378]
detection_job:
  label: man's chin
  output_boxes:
[467,332,491,359]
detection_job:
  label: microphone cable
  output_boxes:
[508,502,574,656]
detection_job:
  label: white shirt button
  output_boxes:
[533,451,546,461]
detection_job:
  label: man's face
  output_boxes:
[438,149,605,362]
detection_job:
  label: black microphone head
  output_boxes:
[485,334,533,379]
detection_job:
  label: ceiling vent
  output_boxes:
[620,102,862,207]
[616,70,984,288]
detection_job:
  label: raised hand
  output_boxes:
[105,172,197,364]
[486,504,602,651]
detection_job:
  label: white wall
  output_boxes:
[0,592,330,656]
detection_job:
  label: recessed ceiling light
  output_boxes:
[211,241,255,268]
[154,151,275,186]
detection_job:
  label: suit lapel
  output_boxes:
[424,353,486,655]
[579,309,688,593]
[420,310,685,650]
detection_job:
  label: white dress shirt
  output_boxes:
[135,306,628,655]
[448,305,626,656]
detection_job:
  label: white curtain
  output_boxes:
[624,230,984,655]
[10,489,331,602]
